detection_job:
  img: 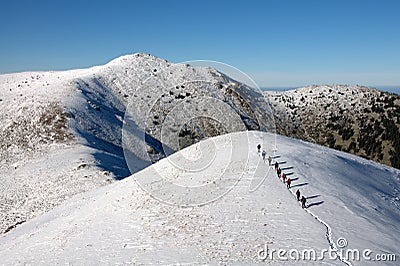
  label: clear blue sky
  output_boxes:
[0,0,399,87]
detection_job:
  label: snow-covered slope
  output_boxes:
[0,69,115,234]
[265,85,400,169]
[0,131,398,265]
[0,53,272,234]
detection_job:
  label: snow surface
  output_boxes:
[1,54,399,264]
[0,68,116,234]
[0,131,398,265]
[0,53,271,235]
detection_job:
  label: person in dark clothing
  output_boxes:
[296,189,301,201]
[301,196,307,208]
[277,168,281,178]
[282,172,286,183]
[274,161,278,170]
[286,177,291,189]
[257,144,261,153]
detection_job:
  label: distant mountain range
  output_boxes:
[262,86,400,95]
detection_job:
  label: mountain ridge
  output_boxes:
[0,131,398,264]
[1,54,399,259]
[0,53,272,234]
[266,84,400,168]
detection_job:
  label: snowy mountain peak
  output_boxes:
[0,53,273,235]
[103,53,170,68]
[1,54,399,264]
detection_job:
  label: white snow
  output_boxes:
[1,53,272,235]
[0,68,115,234]
[1,54,399,264]
[0,131,398,265]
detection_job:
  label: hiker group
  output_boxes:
[258,143,307,208]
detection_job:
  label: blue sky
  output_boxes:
[0,0,399,87]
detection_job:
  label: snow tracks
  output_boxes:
[270,151,351,266]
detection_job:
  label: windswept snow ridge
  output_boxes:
[0,53,273,234]
[271,151,350,265]
[0,131,398,265]
[1,54,399,264]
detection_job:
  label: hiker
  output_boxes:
[287,177,291,189]
[296,189,301,201]
[282,172,286,183]
[262,150,266,161]
[274,161,279,170]
[277,167,282,178]
[257,144,261,153]
[268,156,272,166]
[301,196,307,208]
